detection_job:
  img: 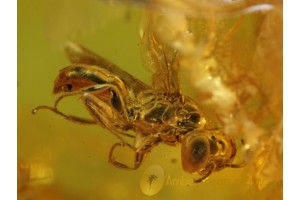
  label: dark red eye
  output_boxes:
[191,139,208,163]
[66,84,73,91]
[62,84,73,92]
[181,131,210,173]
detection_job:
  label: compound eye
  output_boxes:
[181,131,210,173]
[62,84,73,92]
[189,113,200,124]
[191,139,208,162]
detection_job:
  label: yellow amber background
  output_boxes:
[18,0,282,199]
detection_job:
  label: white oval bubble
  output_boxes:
[140,164,165,196]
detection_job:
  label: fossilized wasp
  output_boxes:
[32,32,243,183]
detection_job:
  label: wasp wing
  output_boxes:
[65,42,150,95]
[141,18,181,96]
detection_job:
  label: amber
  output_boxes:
[140,0,282,196]
[142,0,282,195]
[18,0,282,199]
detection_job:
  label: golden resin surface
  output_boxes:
[18,0,282,199]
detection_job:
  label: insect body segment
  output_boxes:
[55,65,130,133]
[33,42,243,183]
[181,130,237,183]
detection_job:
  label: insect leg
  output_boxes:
[194,163,216,183]
[32,86,98,125]
[108,142,143,170]
[83,92,131,144]
[53,84,118,110]
[32,84,124,126]
[32,85,111,125]
[32,105,95,125]
[108,136,160,170]
[225,161,246,168]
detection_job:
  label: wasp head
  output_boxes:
[181,129,237,174]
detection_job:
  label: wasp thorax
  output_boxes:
[175,100,205,130]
